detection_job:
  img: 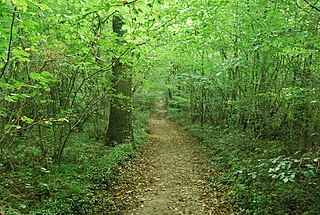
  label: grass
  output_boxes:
[0,111,150,215]
[168,109,320,215]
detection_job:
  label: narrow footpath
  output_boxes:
[108,103,231,214]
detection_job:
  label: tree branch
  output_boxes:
[101,10,117,24]
[304,0,320,12]
[0,7,16,79]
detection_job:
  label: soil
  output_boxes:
[107,102,232,215]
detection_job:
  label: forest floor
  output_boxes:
[108,102,232,214]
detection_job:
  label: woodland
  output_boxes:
[0,0,319,214]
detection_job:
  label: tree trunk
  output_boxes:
[105,15,133,146]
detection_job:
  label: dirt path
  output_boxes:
[108,103,230,214]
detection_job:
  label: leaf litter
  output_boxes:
[106,104,233,215]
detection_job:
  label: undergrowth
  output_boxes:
[168,109,320,215]
[0,111,150,214]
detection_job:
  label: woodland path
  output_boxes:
[109,102,230,214]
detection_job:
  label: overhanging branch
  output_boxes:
[0,7,16,79]
[304,0,320,12]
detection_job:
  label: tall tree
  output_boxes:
[105,15,133,145]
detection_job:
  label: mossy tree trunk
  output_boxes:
[105,15,133,146]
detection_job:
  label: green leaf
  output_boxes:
[29,72,41,80]
[30,1,50,11]
[104,3,111,12]
[21,115,34,123]
[40,167,50,173]
[305,164,315,169]
[41,71,53,77]
[12,0,28,11]
[136,52,141,60]
[19,203,27,209]
[122,24,134,34]
[13,81,25,88]
[4,124,13,130]
[303,170,315,177]
[5,95,18,102]
[12,46,30,63]
[0,110,7,117]
[20,93,31,98]
[0,81,13,90]
[289,173,296,182]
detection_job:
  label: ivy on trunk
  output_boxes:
[105,15,133,146]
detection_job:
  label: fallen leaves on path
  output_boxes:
[106,104,233,214]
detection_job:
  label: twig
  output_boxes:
[0,7,16,79]
[101,10,118,24]
[304,0,320,12]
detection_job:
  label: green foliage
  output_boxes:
[164,0,320,148]
[0,110,150,214]
[0,0,168,211]
[0,0,171,159]
[178,120,320,214]
[1,0,320,213]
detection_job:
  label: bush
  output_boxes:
[171,114,320,215]
[0,110,151,214]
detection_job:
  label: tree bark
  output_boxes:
[105,15,133,146]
